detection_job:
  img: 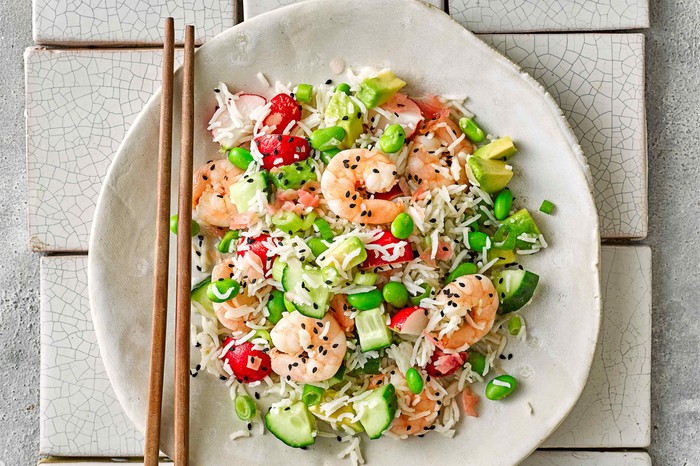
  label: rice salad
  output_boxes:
[184,67,551,464]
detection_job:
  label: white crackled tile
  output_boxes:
[33,0,235,45]
[481,34,647,239]
[40,256,144,456]
[24,36,646,251]
[543,245,651,448]
[243,0,445,20]
[39,246,651,453]
[450,0,648,32]
[36,451,652,465]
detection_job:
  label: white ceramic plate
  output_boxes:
[88,1,601,464]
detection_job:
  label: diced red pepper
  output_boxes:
[425,348,467,378]
[372,184,405,201]
[237,234,278,273]
[263,93,302,133]
[362,230,414,269]
[222,339,272,383]
[255,134,311,170]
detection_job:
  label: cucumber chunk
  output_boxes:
[230,171,268,213]
[265,401,317,448]
[495,269,540,314]
[191,277,214,316]
[282,260,330,319]
[355,308,392,352]
[355,383,397,439]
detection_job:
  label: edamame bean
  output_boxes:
[493,189,513,220]
[445,262,478,284]
[307,237,329,257]
[170,214,200,236]
[467,352,486,376]
[309,126,346,151]
[508,315,523,336]
[227,147,254,170]
[390,212,414,239]
[458,117,486,143]
[234,395,257,421]
[485,375,518,400]
[295,84,313,104]
[406,368,424,394]
[335,83,351,95]
[266,290,286,324]
[379,124,406,153]
[217,229,240,253]
[467,231,490,251]
[382,281,409,308]
[347,289,383,310]
[206,278,240,303]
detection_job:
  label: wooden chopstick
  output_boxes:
[174,24,196,466]
[144,16,175,466]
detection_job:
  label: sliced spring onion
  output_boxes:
[539,200,555,214]
[271,211,304,234]
[353,271,377,286]
[300,212,317,231]
[234,395,257,421]
[302,384,325,406]
[295,84,313,104]
[313,217,335,241]
[271,260,287,283]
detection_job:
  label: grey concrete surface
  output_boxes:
[0,1,41,465]
[0,0,697,465]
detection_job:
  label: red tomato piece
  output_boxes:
[255,134,311,170]
[263,93,302,133]
[237,234,278,273]
[362,230,414,269]
[222,339,272,383]
[425,348,467,378]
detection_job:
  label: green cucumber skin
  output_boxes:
[281,264,328,319]
[358,383,398,439]
[355,308,392,352]
[497,270,540,314]
[264,403,317,448]
[191,277,214,315]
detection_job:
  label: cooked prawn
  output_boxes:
[369,372,440,436]
[329,294,355,335]
[435,274,499,352]
[193,158,243,228]
[320,149,403,224]
[210,254,266,333]
[270,311,347,383]
[407,115,473,190]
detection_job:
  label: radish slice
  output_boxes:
[210,92,267,149]
[389,306,429,336]
[370,93,424,138]
[235,93,267,118]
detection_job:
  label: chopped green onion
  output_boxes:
[313,217,335,241]
[307,237,329,257]
[271,211,304,234]
[266,290,286,324]
[170,214,200,236]
[295,84,313,104]
[539,200,555,214]
[405,368,424,394]
[354,272,378,286]
[217,229,240,253]
[409,284,432,306]
[445,262,478,284]
[508,315,523,336]
[302,384,325,406]
[300,212,317,231]
[234,395,257,421]
[252,329,272,344]
[271,260,287,283]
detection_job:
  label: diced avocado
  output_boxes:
[494,269,540,314]
[265,401,317,448]
[356,70,406,109]
[325,92,363,148]
[191,277,214,316]
[472,136,518,161]
[270,159,318,190]
[492,209,542,250]
[487,248,517,266]
[355,383,398,439]
[281,260,330,319]
[229,171,268,213]
[316,236,367,270]
[466,157,513,194]
[309,388,363,433]
[355,307,392,352]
